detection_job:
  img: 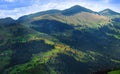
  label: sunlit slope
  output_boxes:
[27,12,110,29]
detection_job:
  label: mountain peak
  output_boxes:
[62,5,94,15]
[70,5,84,9]
[99,8,120,16]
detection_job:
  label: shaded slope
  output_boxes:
[99,9,120,16]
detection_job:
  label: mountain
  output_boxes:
[99,9,120,18]
[0,5,120,74]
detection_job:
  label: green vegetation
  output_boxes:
[3,37,103,74]
[108,70,120,74]
[111,59,120,64]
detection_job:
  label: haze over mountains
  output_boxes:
[0,5,120,74]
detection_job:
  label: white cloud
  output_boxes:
[0,0,119,19]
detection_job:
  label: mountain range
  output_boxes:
[0,5,120,74]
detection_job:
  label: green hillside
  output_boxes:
[0,5,120,74]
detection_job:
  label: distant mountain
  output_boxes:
[0,5,120,74]
[99,9,120,18]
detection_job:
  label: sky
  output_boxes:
[0,0,120,19]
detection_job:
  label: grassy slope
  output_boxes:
[3,32,120,74]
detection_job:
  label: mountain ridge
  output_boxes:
[0,5,120,20]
